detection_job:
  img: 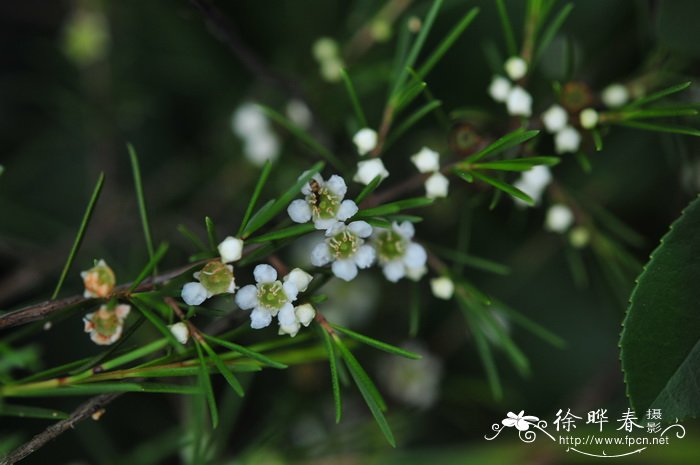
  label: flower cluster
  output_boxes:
[287,174,358,230]
[488,56,532,117]
[181,236,243,306]
[410,147,449,199]
[232,103,280,166]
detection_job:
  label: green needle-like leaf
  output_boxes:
[238,160,273,236]
[534,3,574,63]
[355,197,434,218]
[613,120,700,137]
[472,156,560,171]
[458,170,534,205]
[128,242,169,292]
[463,128,540,163]
[495,0,517,56]
[331,324,421,360]
[194,341,219,428]
[201,340,244,397]
[384,100,442,150]
[203,334,288,369]
[340,69,368,128]
[128,144,155,268]
[320,328,342,423]
[354,175,384,204]
[52,172,105,299]
[205,216,218,251]
[177,224,208,252]
[623,81,692,109]
[0,404,69,420]
[247,223,315,244]
[129,296,183,351]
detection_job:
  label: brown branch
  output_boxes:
[0,393,122,465]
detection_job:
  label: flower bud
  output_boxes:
[81,259,116,298]
[168,322,190,345]
[430,277,455,300]
[218,236,244,263]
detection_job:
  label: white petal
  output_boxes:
[353,159,389,185]
[302,174,323,195]
[488,75,511,102]
[283,281,299,302]
[218,236,244,263]
[310,242,332,266]
[554,126,581,154]
[288,199,313,223]
[325,222,346,237]
[353,128,378,155]
[325,174,347,197]
[542,104,568,133]
[504,56,527,80]
[278,321,301,337]
[235,285,259,309]
[250,307,273,329]
[506,86,532,117]
[115,304,131,320]
[410,147,440,173]
[314,217,338,231]
[336,200,358,221]
[168,322,190,345]
[348,220,372,238]
[382,261,406,282]
[284,268,313,292]
[332,259,358,281]
[430,277,455,300]
[353,244,376,268]
[393,221,414,239]
[277,302,297,326]
[405,265,428,282]
[295,303,316,326]
[425,172,449,199]
[403,243,427,268]
[181,282,208,306]
[601,83,629,108]
[254,264,277,283]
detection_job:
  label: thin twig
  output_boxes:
[0,393,122,465]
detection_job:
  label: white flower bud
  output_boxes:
[278,321,301,337]
[168,322,190,345]
[286,99,313,129]
[285,268,313,293]
[554,126,581,154]
[601,83,629,108]
[352,128,378,155]
[320,58,343,82]
[354,159,389,185]
[232,103,268,136]
[424,172,449,199]
[430,276,455,300]
[218,236,244,263]
[410,147,440,173]
[312,37,339,61]
[579,108,599,129]
[545,204,574,233]
[488,76,511,102]
[181,282,208,306]
[295,303,316,327]
[542,105,568,133]
[406,265,428,282]
[504,56,528,80]
[569,226,591,248]
[506,86,533,117]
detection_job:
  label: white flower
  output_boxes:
[287,174,358,230]
[504,56,528,80]
[430,276,455,300]
[513,165,552,207]
[311,221,375,281]
[312,37,339,62]
[601,83,629,108]
[506,86,533,117]
[218,236,244,263]
[81,259,116,298]
[231,103,269,136]
[378,341,443,409]
[579,108,599,129]
[353,128,378,155]
[410,147,440,173]
[243,131,280,166]
[235,264,300,329]
[286,99,312,129]
[542,105,568,133]
[545,204,574,233]
[354,158,389,185]
[168,322,190,345]
[83,304,130,346]
[373,222,427,282]
[488,76,512,102]
[424,172,449,199]
[181,261,236,306]
[278,303,316,338]
[554,125,581,154]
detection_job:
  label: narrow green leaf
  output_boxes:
[534,3,574,63]
[128,144,155,269]
[495,0,517,56]
[384,100,443,150]
[205,216,218,251]
[320,328,342,423]
[463,128,540,163]
[473,156,560,171]
[128,242,169,292]
[340,69,368,128]
[247,223,315,244]
[0,404,69,420]
[393,81,427,112]
[591,128,603,151]
[496,299,566,349]
[9,382,202,397]
[259,105,346,171]
[430,245,510,275]
[201,340,244,397]
[355,197,434,218]
[52,172,105,299]
[574,151,592,173]
[177,224,208,252]
[459,300,502,400]
[623,81,692,109]
[354,175,383,204]
[613,120,700,137]
[415,7,480,80]
[241,199,275,238]
[204,334,287,369]
[129,296,183,351]
[459,170,534,205]
[331,324,421,359]
[615,108,699,120]
[238,160,273,236]
[194,341,219,428]
[242,162,324,238]
[333,336,395,447]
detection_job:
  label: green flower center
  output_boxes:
[199,261,234,295]
[92,309,120,336]
[308,187,340,220]
[375,230,406,262]
[257,282,287,309]
[328,230,360,260]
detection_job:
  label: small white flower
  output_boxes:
[83,304,130,346]
[231,103,269,136]
[542,105,568,133]
[320,58,344,82]
[601,83,629,108]
[311,221,375,281]
[506,86,533,117]
[81,259,116,298]
[424,172,449,199]
[579,108,599,129]
[373,221,427,283]
[430,276,455,300]
[181,261,237,306]
[287,174,358,230]
[545,204,575,233]
[235,264,300,329]
[410,147,440,173]
[312,37,339,62]
[243,131,280,166]
[354,158,389,185]
[504,56,528,80]
[513,165,552,207]
[488,76,512,103]
[168,322,190,345]
[554,125,581,154]
[286,99,312,129]
[218,236,244,263]
[353,128,378,155]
